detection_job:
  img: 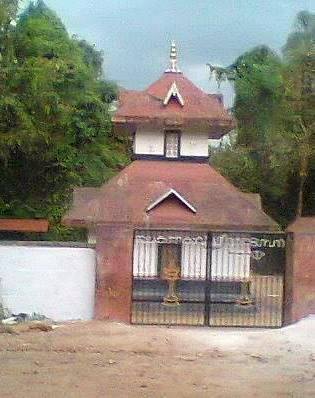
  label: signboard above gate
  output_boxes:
[212,234,286,250]
[135,232,285,249]
[135,232,207,247]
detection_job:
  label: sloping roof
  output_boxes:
[242,193,262,210]
[64,160,279,232]
[113,72,235,138]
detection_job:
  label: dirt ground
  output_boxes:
[0,317,314,398]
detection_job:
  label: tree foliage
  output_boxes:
[0,1,130,239]
[209,11,314,226]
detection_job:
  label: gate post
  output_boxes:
[284,218,315,325]
[94,225,133,323]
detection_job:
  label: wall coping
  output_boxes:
[286,217,315,233]
[0,219,48,232]
[0,241,95,248]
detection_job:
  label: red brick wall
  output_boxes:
[95,225,133,322]
[284,231,315,324]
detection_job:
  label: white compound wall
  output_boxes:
[0,243,96,321]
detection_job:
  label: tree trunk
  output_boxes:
[296,152,308,217]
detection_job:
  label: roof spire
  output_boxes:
[165,40,181,73]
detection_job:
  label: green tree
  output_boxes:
[210,46,292,224]
[282,11,315,217]
[209,11,314,225]
[0,1,129,240]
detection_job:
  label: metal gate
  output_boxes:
[131,230,286,328]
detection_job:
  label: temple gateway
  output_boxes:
[64,43,287,327]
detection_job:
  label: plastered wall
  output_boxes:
[134,129,164,155]
[180,131,209,157]
[0,243,96,321]
[134,128,209,157]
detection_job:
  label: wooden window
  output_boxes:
[164,131,180,158]
[157,243,182,276]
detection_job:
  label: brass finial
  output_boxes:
[165,40,181,73]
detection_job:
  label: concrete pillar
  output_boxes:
[284,218,315,324]
[95,225,133,322]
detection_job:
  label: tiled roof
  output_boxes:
[64,160,279,231]
[113,72,235,138]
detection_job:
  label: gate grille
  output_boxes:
[132,230,285,328]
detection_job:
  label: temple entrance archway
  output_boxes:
[132,230,286,327]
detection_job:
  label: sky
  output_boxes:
[21,0,314,106]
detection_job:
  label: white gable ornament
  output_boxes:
[163,82,185,106]
[146,188,196,213]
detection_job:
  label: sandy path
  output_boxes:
[0,317,314,397]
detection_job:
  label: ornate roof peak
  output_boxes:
[165,40,182,73]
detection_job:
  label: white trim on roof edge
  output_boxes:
[146,188,196,213]
[163,82,185,106]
